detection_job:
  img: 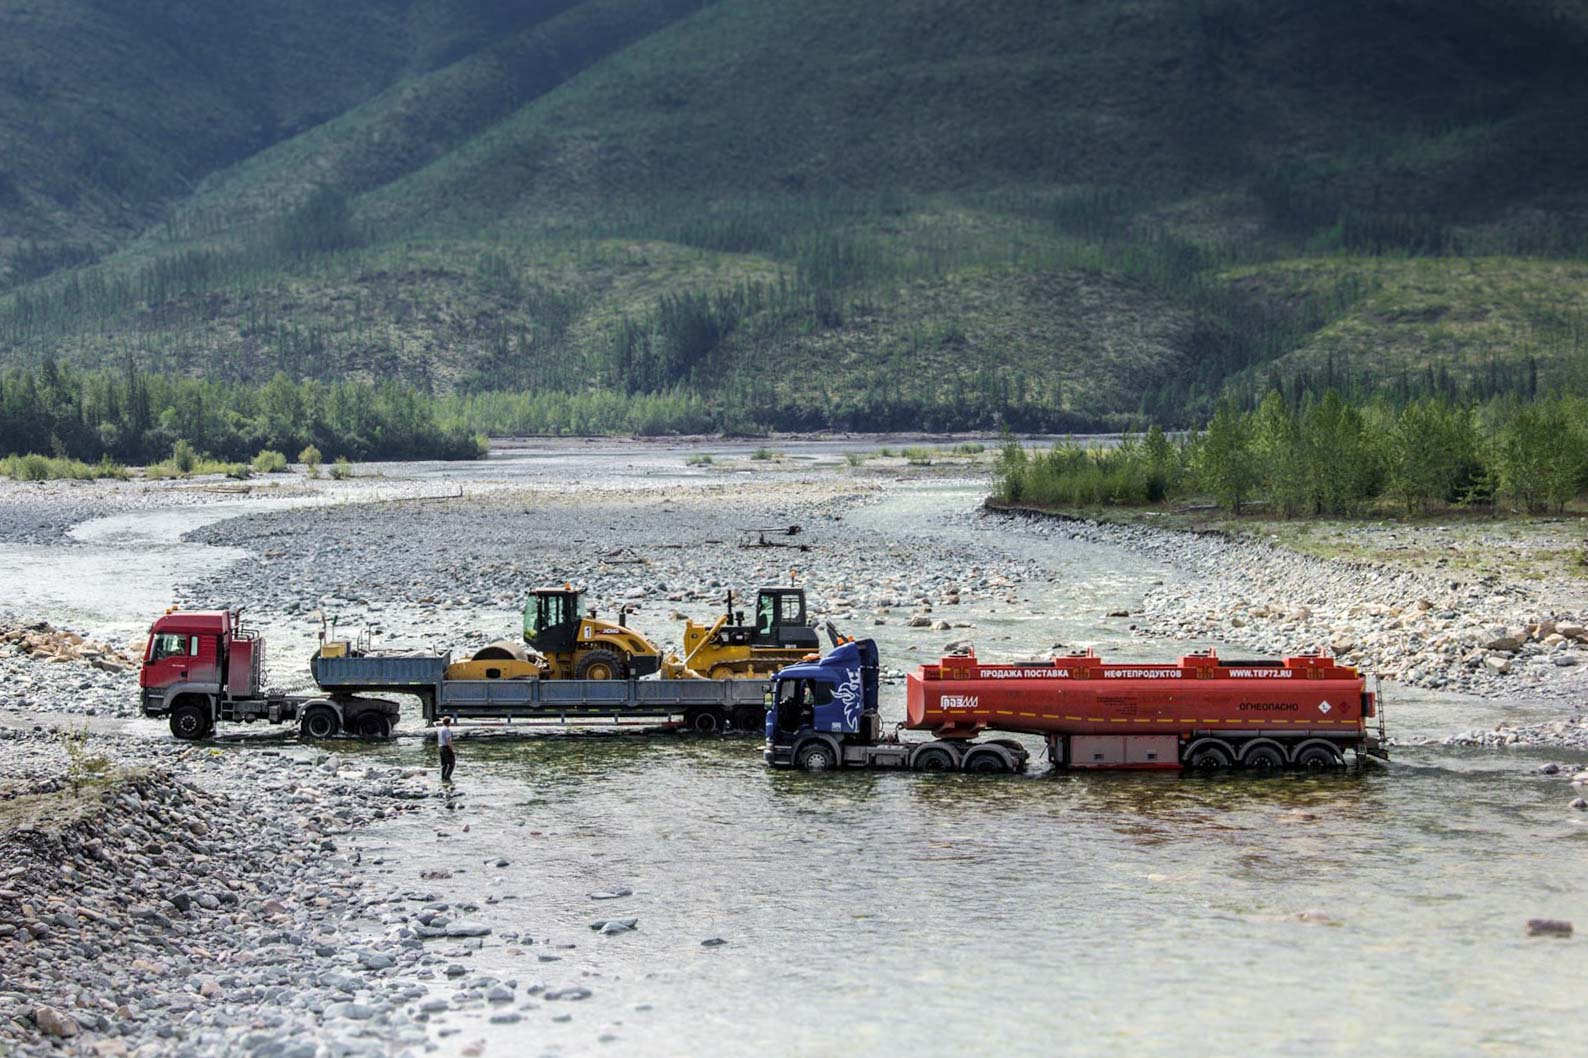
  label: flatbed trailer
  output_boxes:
[312,652,768,733]
[766,640,1386,773]
[139,609,771,740]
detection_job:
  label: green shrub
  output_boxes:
[63,726,113,793]
[251,449,288,474]
[298,445,322,477]
[751,447,775,460]
[171,439,197,474]
[1,453,125,480]
[685,453,714,466]
[329,456,353,480]
[953,442,986,455]
[901,446,933,465]
[878,447,895,458]
[224,463,252,480]
[843,451,866,466]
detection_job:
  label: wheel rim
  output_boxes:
[307,712,334,738]
[692,712,720,734]
[586,662,613,680]
[175,711,202,737]
[918,752,949,771]
[805,749,829,770]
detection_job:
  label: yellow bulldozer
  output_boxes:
[681,587,829,678]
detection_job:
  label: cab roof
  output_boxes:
[150,610,231,634]
[774,639,867,684]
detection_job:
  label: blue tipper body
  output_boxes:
[764,639,879,764]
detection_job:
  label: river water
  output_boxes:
[4,444,1584,1056]
[354,475,1582,1058]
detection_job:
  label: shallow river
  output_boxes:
[5,446,1585,1056]
[351,477,1582,1058]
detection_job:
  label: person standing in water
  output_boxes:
[437,716,457,783]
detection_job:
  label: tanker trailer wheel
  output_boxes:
[912,745,956,772]
[732,705,765,732]
[575,648,625,681]
[355,713,391,740]
[302,705,340,740]
[169,702,210,741]
[1241,743,1286,772]
[1185,740,1234,772]
[686,708,722,735]
[794,740,837,772]
[1295,744,1344,770]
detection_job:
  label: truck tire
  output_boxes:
[912,745,956,772]
[1184,740,1234,771]
[302,706,340,740]
[575,649,626,681]
[1241,742,1286,771]
[169,702,210,741]
[355,713,391,739]
[1295,743,1343,770]
[963,747,1013,774]
[794,740,837,772]
[731,705,764,732]
[686,708,722,735]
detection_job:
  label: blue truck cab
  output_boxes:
[764,638,882,770]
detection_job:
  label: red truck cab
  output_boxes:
[140,609,264,737]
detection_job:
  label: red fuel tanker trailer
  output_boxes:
[765,640,1385,772]
[908,648,1384,770]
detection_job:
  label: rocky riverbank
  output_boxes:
[0,621,145,723]
[976,504,1588,702]
[0,723,666,1057]
[0,758,428,1057]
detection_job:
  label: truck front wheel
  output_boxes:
[794,741,836,772]
[169,703,210,740]
[302,706,340,739]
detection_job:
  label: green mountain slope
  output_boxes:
[3,0,1588,431]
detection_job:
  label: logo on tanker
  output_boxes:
[940,695,979,710]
